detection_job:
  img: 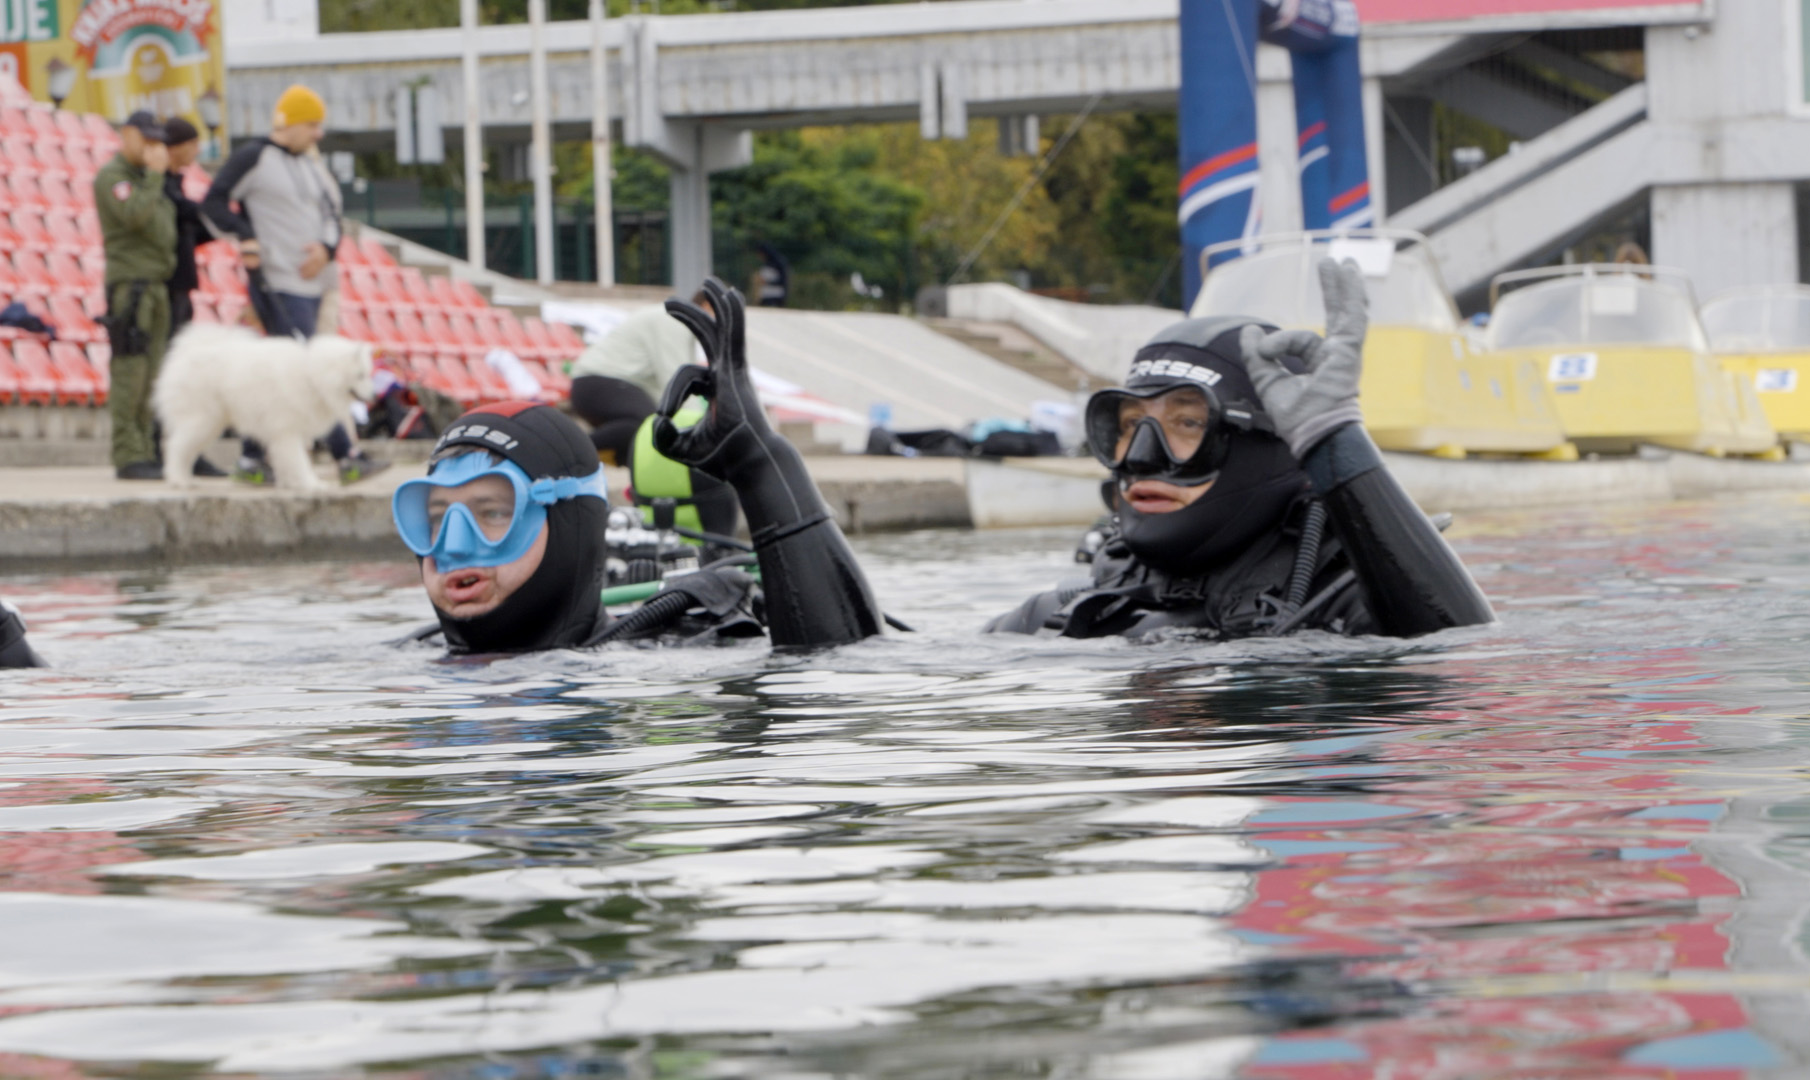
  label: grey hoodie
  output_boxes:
[201,137,343,298]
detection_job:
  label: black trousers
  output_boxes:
[570,375,655,467]
[571,374,737,537]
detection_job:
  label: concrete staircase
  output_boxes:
[924,318,1095,392]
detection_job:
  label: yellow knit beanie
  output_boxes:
[274,84,326,127]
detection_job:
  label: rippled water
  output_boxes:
[5,496,1810,1078]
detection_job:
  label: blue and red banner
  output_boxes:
[1179,0,1371,306]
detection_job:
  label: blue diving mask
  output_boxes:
[392,453,609,572]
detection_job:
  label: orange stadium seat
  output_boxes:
[202,259,246,299]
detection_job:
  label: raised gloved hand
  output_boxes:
[653,278,884,648]
[1238,257,1368,460]
[653,278,771,485]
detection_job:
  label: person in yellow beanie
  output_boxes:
[201,82,387,485]
[274,84,326,128]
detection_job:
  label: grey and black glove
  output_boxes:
[1238,257,1368,460]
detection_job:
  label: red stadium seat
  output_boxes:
[367,266,408,312]
[433,354,484,404]
[0,344,21,403]
[48,340,101,403]
[439,310,486,357]
[63,143,99,180]
[363,308,409,353]
[339,266,375,307]
[0,105,31,137]
[9,251,56,297]
[464,353,514,403]
[335,238,368,267]
[533,356,571,396]
[9,339,64,404]
[393,309,435,351]
[190,295,218,324]
[34,141,73,180]
[4,172,46,210]
[45,251,88,295]
[49,175,87,210]
[76,252,104,285]
[22,105,56,138]
[43,211,85,254]
[75,210,100,245]
[336,306,373,342]
[9,209,51,252]
[449,277,487,309]
[399,267,438,313]
[359,235,396,267]
[216,296,247,326]
[545,319,585,355]
[1,134,41,173]
[0,212,23,253]
[492,310,534,354]
[81,112,114,141]
[47,293,100,343]
[467,310,508,351]
[51,108,87,146]
[521,316,560,363]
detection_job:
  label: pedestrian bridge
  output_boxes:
[225,0,1732,303]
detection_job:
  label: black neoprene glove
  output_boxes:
[654,279,884,648]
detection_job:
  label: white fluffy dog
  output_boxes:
[154,324,375,491]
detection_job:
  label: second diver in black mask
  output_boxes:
[987,258,1494,641]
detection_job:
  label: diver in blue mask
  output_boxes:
[394,279,885,654]
[988,259,1493,640]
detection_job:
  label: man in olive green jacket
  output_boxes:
[94,112,176,479]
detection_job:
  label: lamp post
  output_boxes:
[45,58,75,109]
[197,85,223,162]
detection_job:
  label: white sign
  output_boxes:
[1548,352,1598,382]
[1756,368,1799,393]
[1326,237,1395,278]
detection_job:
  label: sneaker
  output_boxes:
[115,460,163,481]
[338,452,393,485]
[232,456,274,486]
[192,456,229,478]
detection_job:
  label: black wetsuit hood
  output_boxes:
[426,402,607,654]
[1113,318,1308,576]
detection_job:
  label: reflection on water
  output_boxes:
[4,497,1810,1078]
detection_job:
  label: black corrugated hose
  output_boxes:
[1285,501,1329,611]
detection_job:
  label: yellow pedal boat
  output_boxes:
[1487,265,1776,457]
[1703,285,1810,441]
[1192,229,1569,458]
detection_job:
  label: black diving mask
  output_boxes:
[1085,384,1272,486]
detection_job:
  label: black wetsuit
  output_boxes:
[988,423,1490,641]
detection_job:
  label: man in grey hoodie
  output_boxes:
[202,83,386,484]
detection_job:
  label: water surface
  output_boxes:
[4,497,1810,1078]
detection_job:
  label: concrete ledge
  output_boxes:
[0,457,977,569]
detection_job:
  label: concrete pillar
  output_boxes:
[669,139,712,297]
[528,0,555,285]
[1652,183,1798,302]
[1363,75,1387,226]
[460,0,484,270]
[1256,47,1301,237]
